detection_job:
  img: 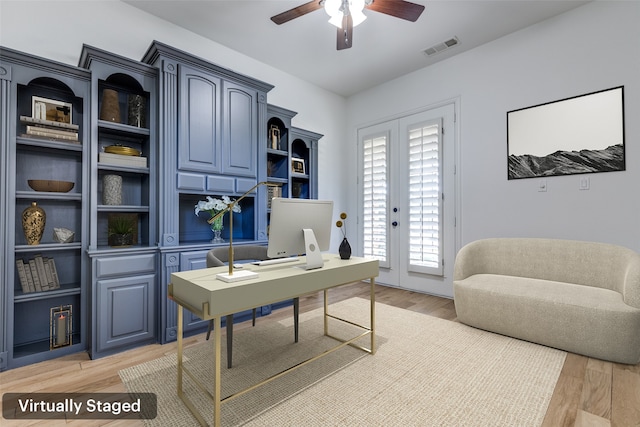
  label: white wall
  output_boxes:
[347,1,640,252]
[0,0,349,250]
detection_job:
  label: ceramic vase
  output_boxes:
[100,88,120,122]
[339,237,352,260]
[22,202,46,245]
[103,174,123,205]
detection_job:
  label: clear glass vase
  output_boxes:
[211,215,224,244]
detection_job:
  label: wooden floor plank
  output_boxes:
[611,365,640,427]
[575,409,611,427]
[541,373,584,427]
[580,368,612,419]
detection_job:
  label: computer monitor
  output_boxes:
[267,198,334,269]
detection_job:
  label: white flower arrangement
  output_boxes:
[195,196,241,230]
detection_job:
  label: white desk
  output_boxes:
[169,254,379,426]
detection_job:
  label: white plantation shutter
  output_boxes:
[362,133,389,267]
[407,120,443,275]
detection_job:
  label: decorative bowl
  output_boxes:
[28,180,75,193]
[104,145,141,156]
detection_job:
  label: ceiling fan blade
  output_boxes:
[337,14,353,50]
[366,0,425,22]
[271,0,323,25]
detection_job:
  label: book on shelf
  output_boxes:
[43,259,54,291]
[20,115,80,144]
[28,259,40,292]
[15,260,30,294]
[47,258,61,289]
[20,115,79,130]
[18,256,62,292]
[34,255,48,292]
[26,125,78,141]
[25,262,36,293]
[99,151,147,168]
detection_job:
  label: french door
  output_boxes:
[357,104,456,296]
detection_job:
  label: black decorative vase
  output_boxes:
[339,237,351,260]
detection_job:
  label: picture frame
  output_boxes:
[32,96,73,124]
[50,304,72,349]
[507,86,624,179]
[292,158,305,174]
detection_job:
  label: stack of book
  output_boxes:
[15,255,61,293]
[98,152,147,168]
[20,116,79,143]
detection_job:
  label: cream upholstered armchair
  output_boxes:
[206,245,299,368]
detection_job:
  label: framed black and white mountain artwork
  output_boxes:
[507,86,624,180]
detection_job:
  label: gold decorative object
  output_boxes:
[99,88,121,122]
[28,179,74,193]
[50,305,72,349]
[104,145,141,156]
[22,202,46,245]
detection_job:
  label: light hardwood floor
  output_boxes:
[1,282,639,426]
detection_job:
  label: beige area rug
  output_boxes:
[119,297,566,426]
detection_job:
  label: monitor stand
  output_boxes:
[301,228,324,270]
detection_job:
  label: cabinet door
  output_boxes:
[95,274,155,354]
[178,64,221,173]
[223,82,257,177]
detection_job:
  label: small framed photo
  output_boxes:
[32,96,73,124]
[292,158,305,174]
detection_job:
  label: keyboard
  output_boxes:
[252,257,300,266]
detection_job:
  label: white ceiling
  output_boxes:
[124,0,589,97]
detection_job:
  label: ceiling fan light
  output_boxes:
[325,0,342,27]
[328,14,343,28]
[329,14,342,28]
[351,6,367,27]
[325,0,367,28]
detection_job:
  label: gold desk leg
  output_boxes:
[212,316,221,427]
[323,281,376,354]
[370,277,376,355]
[323,289,329,336]
[177,305,183,397]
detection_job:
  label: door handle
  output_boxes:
[392,221,398,227]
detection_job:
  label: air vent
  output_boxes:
[423,37,460,57]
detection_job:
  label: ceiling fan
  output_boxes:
[271,0,425,50]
